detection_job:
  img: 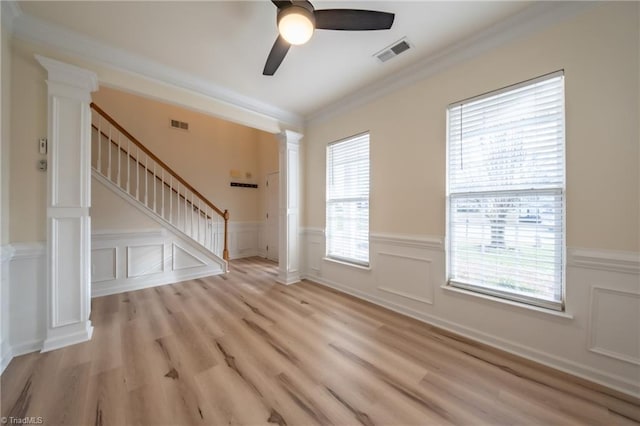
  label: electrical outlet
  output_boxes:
[38,159,47,171]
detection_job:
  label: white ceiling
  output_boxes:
[17,1,533,119]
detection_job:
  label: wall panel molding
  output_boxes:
[92,228,224,297]
[569,248,640,275]
[376,251,434,305]
[588,286,640,366]
[300,229,640,397]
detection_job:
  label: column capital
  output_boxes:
[35,54,98,98]
[277,130,303,146]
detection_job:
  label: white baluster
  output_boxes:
[153,163,157,213]
[177,183,181,231]
[191,193,195,239]
[107,126,112,180]
[117,133,121,187]
[136,147,140,200]
[127,139,131,193]
[161,169,165,219]
[144,157,148,206]
[97,115,102,174]
[169,175,173,225]
[198,199,202,244]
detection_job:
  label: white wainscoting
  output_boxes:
[91,229,225,297]
[0,244,15,373]
[227,222,262,260]
[301,228,640,397]
[2,242,47,374]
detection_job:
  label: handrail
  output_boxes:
[91,124,213,220]
[90,102,229,261]
[91,103,226,217]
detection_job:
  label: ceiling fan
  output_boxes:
[263,0,395,76]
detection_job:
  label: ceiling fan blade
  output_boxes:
[314,9,395,31]
[263,35,291,76]
[271,0,292,8]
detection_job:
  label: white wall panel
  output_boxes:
[91,247,116,282]
[127,244,164,277]
[589,287,640,365]
[376,251,433,305]
[301,229,640,397]
[173,243,206,271]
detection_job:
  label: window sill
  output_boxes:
[323,257,372,271]
[440,284,574,319]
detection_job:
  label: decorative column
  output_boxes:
[277,130,302,285]
[36,55,98,352]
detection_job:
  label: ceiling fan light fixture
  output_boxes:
[277,6,315,45]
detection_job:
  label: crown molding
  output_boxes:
[306,1,594,125]
[11,12,304,130]
[35,54,98,93]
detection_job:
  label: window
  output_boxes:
[326,133,370,266]
[447,71,565,310]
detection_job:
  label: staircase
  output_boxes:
[90,102,229,269]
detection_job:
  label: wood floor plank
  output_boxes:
[1,257,638,425]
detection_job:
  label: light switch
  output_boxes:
[39,138,47,154]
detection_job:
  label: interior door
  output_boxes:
[265,172,279,261]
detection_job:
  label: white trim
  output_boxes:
[0,339,12,374]
[441,284,573,319]
[588,286,640,366]
[378,286,432,305]
[306,2,592,124]
[35,54,98,94]
[371,232,443,250]
[92,267,219,298]
[92,169,225,269]
[10,339,44,358]
[569,248,640,275]
[10,242,46,259]
[0,244,15,263]
[302,274,640,398]
[301,227,324,237]
[12,13,303,130]
[41,322,93,353]
[92,229,165,241]
[323,256,372,271]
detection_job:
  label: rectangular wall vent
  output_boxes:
[374,38,411,63]
[170,119,189,131]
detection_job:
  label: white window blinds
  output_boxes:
[326,133,370,266]
[447,72,565,310]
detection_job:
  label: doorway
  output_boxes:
[265,172,279,262]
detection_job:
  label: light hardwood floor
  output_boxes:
[2,257,639,425]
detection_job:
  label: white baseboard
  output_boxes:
[303,272,640,398]
[92,267,223,297]
[0,338,12,374]
[300,229,640,398]
[91,228,225,297]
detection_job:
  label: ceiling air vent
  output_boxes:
[170,119,189,131]
[374,38,411,63]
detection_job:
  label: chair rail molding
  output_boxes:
[36,54,98,353]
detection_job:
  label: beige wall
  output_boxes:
[304,3,640,252]
[92,86,274,228]
[91,177,159,231]
[1,25,11,245]
[8,43,279,242]
[9,43,47,243]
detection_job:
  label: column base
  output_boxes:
[41,320,93,353]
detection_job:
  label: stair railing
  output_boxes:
[90,102,229,261]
